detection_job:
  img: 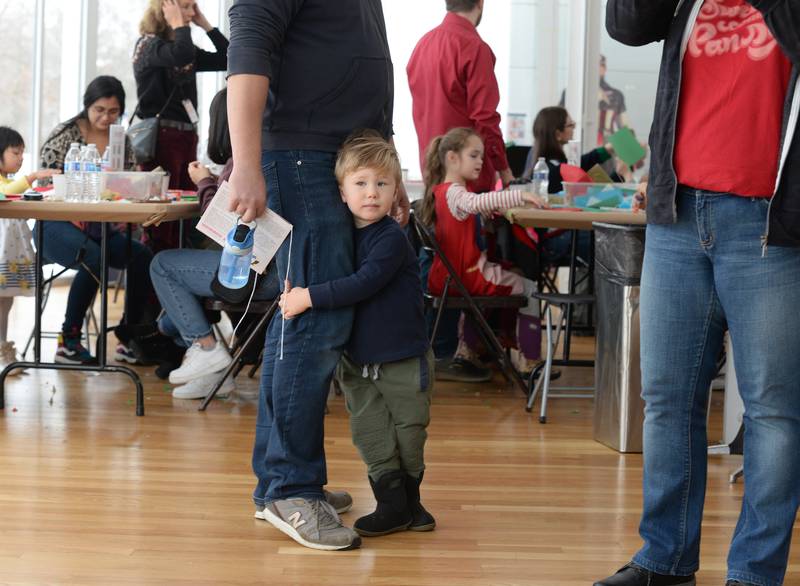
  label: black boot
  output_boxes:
[594,564,695,586]
[354,470,412,537]
[405,472,435,531]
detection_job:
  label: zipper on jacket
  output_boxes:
[668,0,704,220]
[763,76,800,256]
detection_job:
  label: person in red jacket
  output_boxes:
[408,0,515,381]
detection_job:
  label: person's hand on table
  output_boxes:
[392,181,411,227]
[188,161,212,186]
[521,192,548,209]
[279,280,312,318]
[499,167,514,188]
[162,0,185,29]
[227,163,266,223]
[27,168,60,185]
[633,181,648,213]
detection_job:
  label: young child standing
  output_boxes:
[280,134,435,538]
[0,127,60,372]
[420,127,546,366]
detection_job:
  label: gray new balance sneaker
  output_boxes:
[260,498,361,551]
[255,489,353,519]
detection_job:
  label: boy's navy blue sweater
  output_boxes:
[308,216,428,365]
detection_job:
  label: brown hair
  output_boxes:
[420,127,480,226]
[139,0,172,38]
[532,106,569,163]
[335,130,402,186]
[446,0,480,12]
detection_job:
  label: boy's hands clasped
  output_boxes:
[279,280,312,319]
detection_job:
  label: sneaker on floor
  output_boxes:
[172,371,234,400]
[113,343,140,365]
[0,341,21,377]
[55,331,96,365]
[259,497,361,551]
[168,341,232,385]
[435,357,492,383]
[255,489,353,519]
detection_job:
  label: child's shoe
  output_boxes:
[405,472,436,531]
[55,329,96,365]
[353,470,412,537]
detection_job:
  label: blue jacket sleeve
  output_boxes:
[308,229,408,310]
[227,0,305,80]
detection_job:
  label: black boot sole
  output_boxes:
[408,521,435,532]
[354,521,411,537]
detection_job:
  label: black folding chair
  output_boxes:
[199,297,279,411]
[409,212,529,396]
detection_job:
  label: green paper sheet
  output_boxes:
[608,127,646,166]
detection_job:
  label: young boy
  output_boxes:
[280,133,435,537]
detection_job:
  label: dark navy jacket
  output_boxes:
[606,0,800,247]
[309,216,428,365]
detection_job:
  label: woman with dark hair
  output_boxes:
[37,76,154,366]
[133,0,227,190]
[40,75,135,175]
[148,88,279,399]
[524,106,631,193]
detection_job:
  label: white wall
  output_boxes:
[383,0,511,181]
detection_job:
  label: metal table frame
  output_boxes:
[0,200,198,416]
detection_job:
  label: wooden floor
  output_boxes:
[1,285,798,585]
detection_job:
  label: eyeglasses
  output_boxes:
[563,122,577,130]
[90,105,121,119]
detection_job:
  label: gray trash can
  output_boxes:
[592,222,646,453]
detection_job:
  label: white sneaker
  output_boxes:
[0,341,20,377]
[172,371,235,400]
[169,341,232,385]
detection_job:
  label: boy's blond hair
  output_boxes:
[335,130,403,186]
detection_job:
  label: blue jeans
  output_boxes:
[150,249,279,346]
[634,188,800,586]
[35,221,153,331]
[252,150,354,505]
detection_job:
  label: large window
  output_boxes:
[0,0,36,170]
[96,0,149,122]
[41,1,65,150]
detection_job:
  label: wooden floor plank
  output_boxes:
[0,286,796,585]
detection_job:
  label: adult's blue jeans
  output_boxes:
[35,221,153,331]
[150,249,279,347]
[252,150,354,505]
[634,187,800,586]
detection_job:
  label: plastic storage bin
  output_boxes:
[562,182,639,208]
[99,171,168,201]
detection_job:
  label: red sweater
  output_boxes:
[407,13,509,193]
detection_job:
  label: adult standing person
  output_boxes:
[133,0,227,248]
[596,2,800,586]
[407,0,513,383]
[226,0,406,551]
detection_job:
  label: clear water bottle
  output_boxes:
[101,146,112,172]
[64,142,82,202]
[82,143,102,202]
[218,224,255,289]
[532,157,550,205]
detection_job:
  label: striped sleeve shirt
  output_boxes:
[445,182,526,221]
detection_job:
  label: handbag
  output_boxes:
[127,86,178,164]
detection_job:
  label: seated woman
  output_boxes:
[523,106,633,266]
[38,76,155,365]
[149,88,279,400]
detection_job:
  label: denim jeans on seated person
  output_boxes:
[35,221,154,331]
[634,187,800,586]
[150,249,280,347]
[252,150,354,506]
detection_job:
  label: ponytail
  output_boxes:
[420,136,446,227]
[419,127,480,227]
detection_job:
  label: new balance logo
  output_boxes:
[287,511,307,530]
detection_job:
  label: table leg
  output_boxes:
[563,229,578,360]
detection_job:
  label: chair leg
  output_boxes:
[465,304,528,396]
[200,299,278,411]
[429,277,451,344]
[539,305,555,424]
